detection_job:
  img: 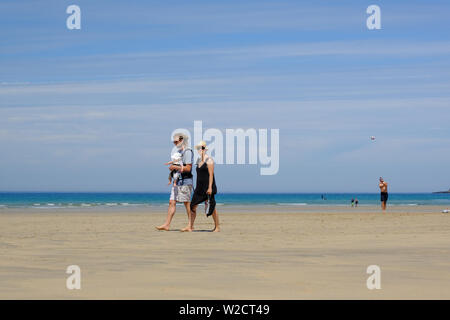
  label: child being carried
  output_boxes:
[165,152,184,186]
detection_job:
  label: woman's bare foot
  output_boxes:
[156,225,169,231]
[212,227,220,232]
[181,225,193,232]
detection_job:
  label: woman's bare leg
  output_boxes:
[156,200,176,230]
[189,204,198,230]
[211,209,220,232]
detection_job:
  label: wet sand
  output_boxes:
[0,205,449,299]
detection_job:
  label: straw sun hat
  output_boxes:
[194,140,208,150]
[172,132,189,147]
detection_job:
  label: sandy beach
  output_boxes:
[1,205,449,299]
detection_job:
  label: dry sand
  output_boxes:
[1,205,449,299]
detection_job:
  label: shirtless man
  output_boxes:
[379,177,388,211]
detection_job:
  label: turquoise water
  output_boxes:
[0,192,449,209]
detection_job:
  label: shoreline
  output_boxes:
[0,204,447,215]
[1,192,448,211]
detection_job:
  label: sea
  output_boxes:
[0,192,449,209]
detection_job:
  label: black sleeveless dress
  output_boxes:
[190,158,217,216]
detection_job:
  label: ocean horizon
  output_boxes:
[0,192,449,209]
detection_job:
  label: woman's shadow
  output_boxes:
[166,229,216,232]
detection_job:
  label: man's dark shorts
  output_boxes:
[380,192,388,202]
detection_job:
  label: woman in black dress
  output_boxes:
[190,141,220,232]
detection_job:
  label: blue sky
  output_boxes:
[1,0,449,192]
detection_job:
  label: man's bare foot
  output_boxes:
[156,225,169,231]
[212,228,220,232]
[181,226,193,232]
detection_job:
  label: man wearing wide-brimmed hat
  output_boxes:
[156,132,194,231]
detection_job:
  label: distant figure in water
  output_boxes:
[379,177,388,211]
[351,198,355,207]
[321,194,327,200]
[355,198,359,207]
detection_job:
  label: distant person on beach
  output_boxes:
[190,141,220,232]
[351,198,355,207]
[355,198,359,207]
[157,133,194,231]
[379,177,388,211]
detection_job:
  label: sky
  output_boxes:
[0,0,449,193]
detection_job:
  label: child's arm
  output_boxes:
[165,160,174,166]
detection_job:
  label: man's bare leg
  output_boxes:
[382,201,387,211]
[211,209,220,232]
[181,202,193,232]
[156,200,176,230]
